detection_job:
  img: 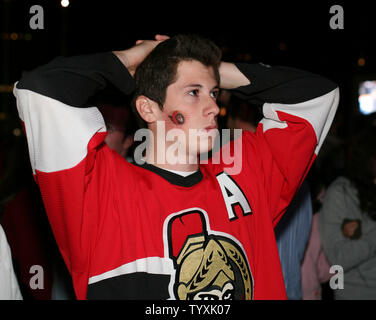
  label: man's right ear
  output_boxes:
[135,96,158,124]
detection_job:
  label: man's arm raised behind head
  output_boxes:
[12,38,168,299]
[220,60,339,225]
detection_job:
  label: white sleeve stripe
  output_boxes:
[88,257,174,285]
[261,88,340,154]
[14,85,106,174]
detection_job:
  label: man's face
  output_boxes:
[153,60,220,158]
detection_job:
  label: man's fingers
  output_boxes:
[155,34,170,41]
[135,35,168,47]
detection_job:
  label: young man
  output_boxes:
[13,34,339,300]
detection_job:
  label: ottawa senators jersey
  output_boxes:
[13,52,339,299]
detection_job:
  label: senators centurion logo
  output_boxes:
[164,208,253,300]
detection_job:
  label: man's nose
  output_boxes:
[205,98,220,118]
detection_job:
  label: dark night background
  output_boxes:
[0,0,375,301]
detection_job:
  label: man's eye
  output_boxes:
[211,90,219,99]
[188,89,199,97]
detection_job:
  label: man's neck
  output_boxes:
[145,149,199,172]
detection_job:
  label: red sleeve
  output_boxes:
[229,63,339,225]
[13,52,134,299]
[240,87,339,225]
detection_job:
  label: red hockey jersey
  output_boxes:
[14,52,339,300]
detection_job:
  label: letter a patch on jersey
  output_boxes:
[216,172,252,221]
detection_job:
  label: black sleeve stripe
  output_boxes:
[16,52,135,108]
[232,63,338,104]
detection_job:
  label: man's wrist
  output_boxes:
[112,50,136,76]
[219,62,251,90]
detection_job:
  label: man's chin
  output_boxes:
[196,144,215,161]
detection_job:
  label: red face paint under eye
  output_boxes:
[169,111,185,125]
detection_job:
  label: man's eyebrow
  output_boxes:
[184,84,219,90]
[184,84,203,89]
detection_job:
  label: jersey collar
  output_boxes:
[134,162,203,187]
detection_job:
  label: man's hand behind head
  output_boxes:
[113,34,169,76]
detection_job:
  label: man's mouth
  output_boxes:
[205,124,218,131]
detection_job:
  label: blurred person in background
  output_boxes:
[0,107,55,299]
[94,90,138,162]
[225,94,262,136]
[274,180,312,299]
[0,224,22,300]
[319,123,376,299]
[100,104,137,162]
[301,171,332,300]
